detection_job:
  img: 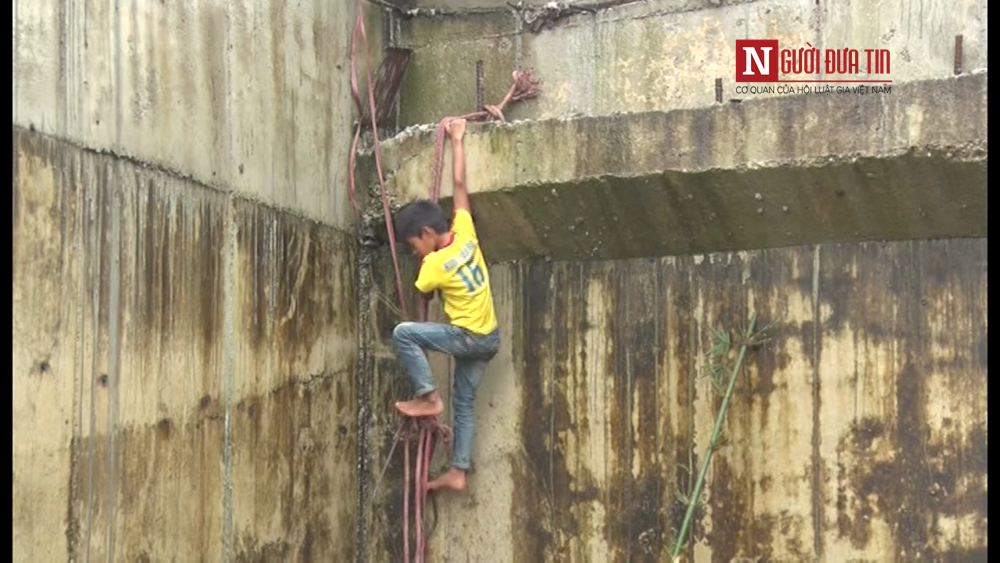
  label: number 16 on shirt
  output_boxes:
[457,263,485,293]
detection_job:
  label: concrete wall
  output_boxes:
[12,126,358,561]
[365,239,987,561]
[388,0,988,126]
[12,0,375,560]
[13,0,988,560]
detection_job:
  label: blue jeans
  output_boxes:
[392,322,501,470]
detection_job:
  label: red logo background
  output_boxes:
[736,40,779,82]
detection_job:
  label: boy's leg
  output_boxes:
[427,356,490,492]
[451,355,489,468]
[428,329,498,491]
[392,321,483,416]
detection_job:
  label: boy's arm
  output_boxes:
[414,261,437,295]
[448,119,470,213]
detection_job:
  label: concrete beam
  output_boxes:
[365,72,987,261]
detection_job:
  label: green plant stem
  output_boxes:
[671,313,757,560]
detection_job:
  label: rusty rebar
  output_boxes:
[476,60,485,110]
[955,35,963,75]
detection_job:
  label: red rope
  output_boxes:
[350,0,409,319]
[402,424,411,563]
[427,70,541,204]
[415,421,425,562]
[383,416,452,562]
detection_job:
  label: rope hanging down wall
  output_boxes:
[349,3,541,561]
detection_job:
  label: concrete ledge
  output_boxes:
[364,72,987,261]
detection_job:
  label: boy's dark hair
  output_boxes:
[395,199,448,242]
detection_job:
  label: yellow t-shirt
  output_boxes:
[414,209,498,335]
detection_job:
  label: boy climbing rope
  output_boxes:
[391,118,500,493]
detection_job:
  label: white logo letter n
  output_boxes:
[743,47,772,75]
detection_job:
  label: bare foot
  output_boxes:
[447,118,467,140]
[428,468,467,492]
[394,391,444,417]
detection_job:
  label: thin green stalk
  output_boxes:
[671,313,757,560]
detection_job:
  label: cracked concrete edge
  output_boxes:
[360,71,987,201]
